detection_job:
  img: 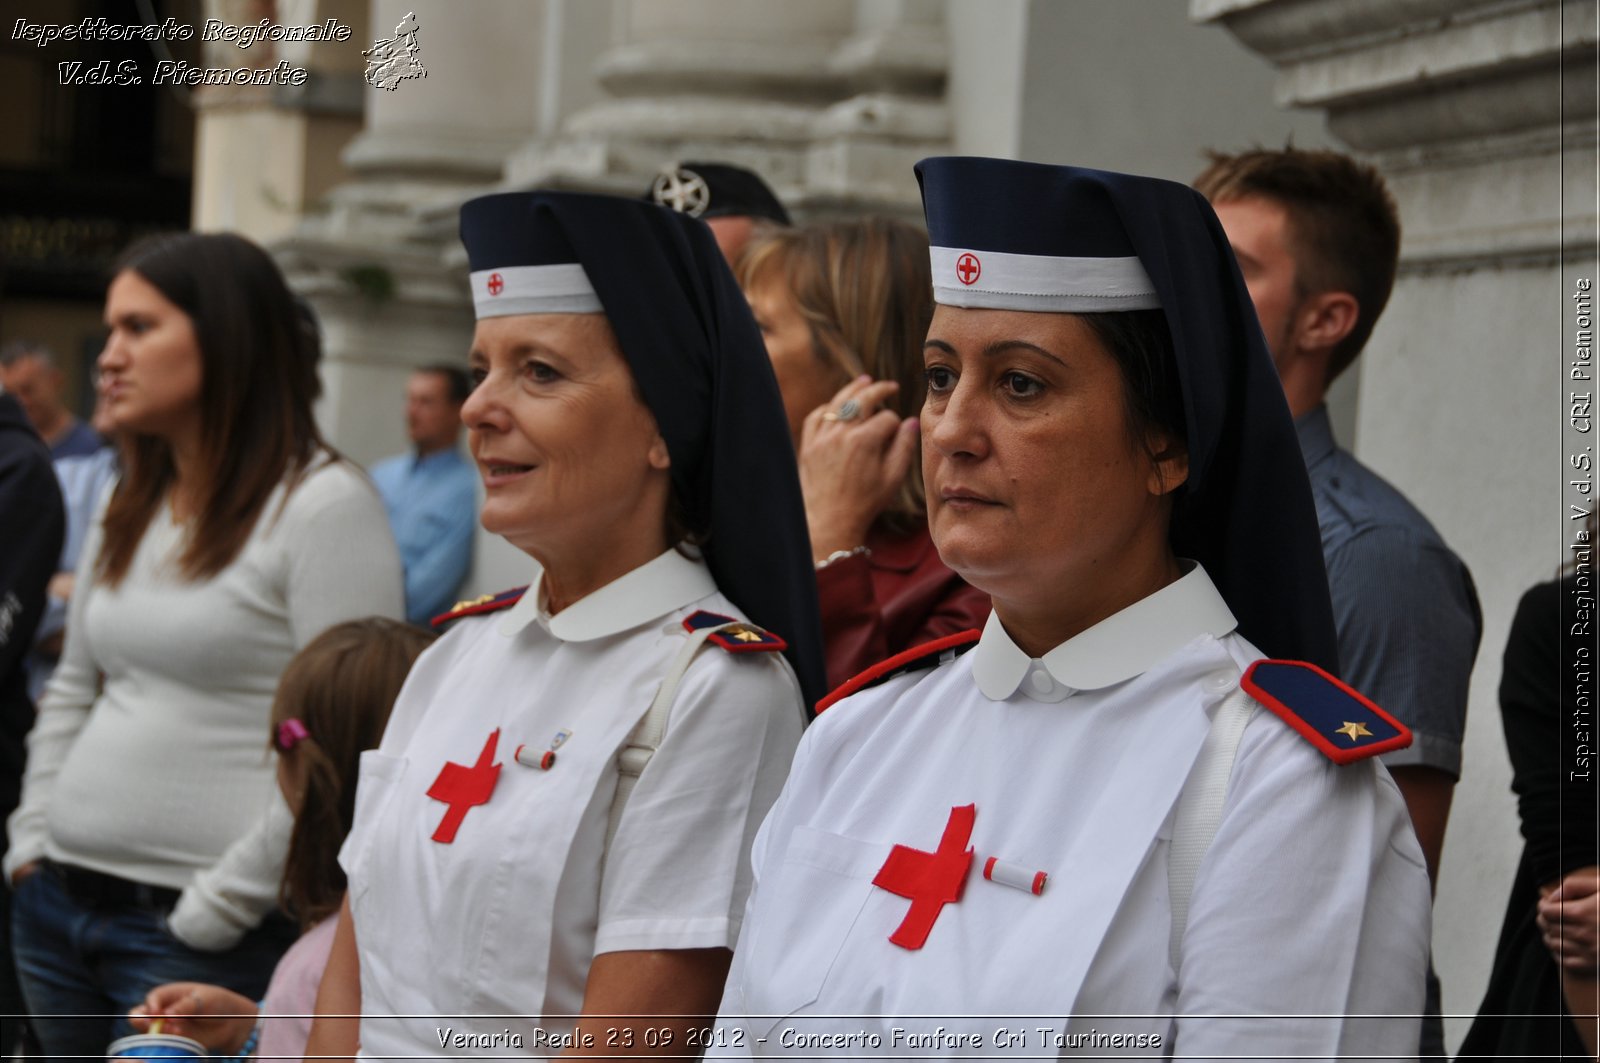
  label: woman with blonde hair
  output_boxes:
[741,218,988,689]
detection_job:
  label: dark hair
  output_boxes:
[270,617,435,929]
[738,217,934,532]
[1079,309,1188,492]
[98,232,328,586]
[1193,147,1400,384]
[419,364,471,405]
[0,340,56,369]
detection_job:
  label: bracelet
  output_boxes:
[218,1008,263,1062]
[815,546,870,570]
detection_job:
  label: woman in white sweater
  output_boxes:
[4,232,403,1060]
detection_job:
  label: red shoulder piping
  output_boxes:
[815,629,981,715]
[1240,658,1412,765]
[429,587,529,630]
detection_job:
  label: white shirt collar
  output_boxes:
[498,547,718,641]
[970,562,1237,701]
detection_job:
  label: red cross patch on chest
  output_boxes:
[426,729,503,843]
[871,804,976,949]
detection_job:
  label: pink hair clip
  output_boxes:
[275,718,311,752]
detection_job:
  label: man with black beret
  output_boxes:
[646,160,791,265]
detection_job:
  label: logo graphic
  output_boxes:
[650,167,711,217]
[363,11,425,91]
[486,272,504,297]
[956,252,982,286]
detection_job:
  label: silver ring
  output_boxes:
[830,398,863,423]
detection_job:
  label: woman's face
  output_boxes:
[462,312,672,566]
[746,280,849,445]
[921,305,1186,615]
[98,269,204,443]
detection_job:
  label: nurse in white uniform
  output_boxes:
[712,158,1433,1060]
[308,191,825,1060]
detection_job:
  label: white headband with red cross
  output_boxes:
[929,246,1161,313]
[470,264,602,319]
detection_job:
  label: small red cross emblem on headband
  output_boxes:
[487,272,504,296]
[956,253,981,286]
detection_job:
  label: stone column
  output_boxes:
[1194,0,1598,1047]
[501,0,950,219]
[190,0,369,242]
[273,0,549,468]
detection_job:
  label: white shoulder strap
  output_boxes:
[1167,683,1256,973]
[604,622,725,855]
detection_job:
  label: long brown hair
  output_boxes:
[740,217,934,532]
[98,233,327,586]
[270,618,435,929]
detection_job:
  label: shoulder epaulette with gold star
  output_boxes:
[430,586,528,631]
[682,610,788,654]
[816,629,982,715]
[1241,659,1412,764]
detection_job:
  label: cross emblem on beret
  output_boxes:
[651,167,711,217]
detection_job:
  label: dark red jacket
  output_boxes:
[816,523,990,691]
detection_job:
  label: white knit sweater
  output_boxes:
[5,456,404,950]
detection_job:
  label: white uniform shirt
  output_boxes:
[341,549,805,1059]
[714,564,1431,1061]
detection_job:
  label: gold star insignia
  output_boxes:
[1335,721,1373,742]
[727,627,764,643]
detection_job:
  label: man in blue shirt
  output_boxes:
[0,343,103,460]
[370,365,478,626]
[1197,148,1481,1058]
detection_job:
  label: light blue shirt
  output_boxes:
[49,419,104,461]
[370,447,478,626]
[1296,405,1481,777]
[53,446,119,579]
[28,446,120,702]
